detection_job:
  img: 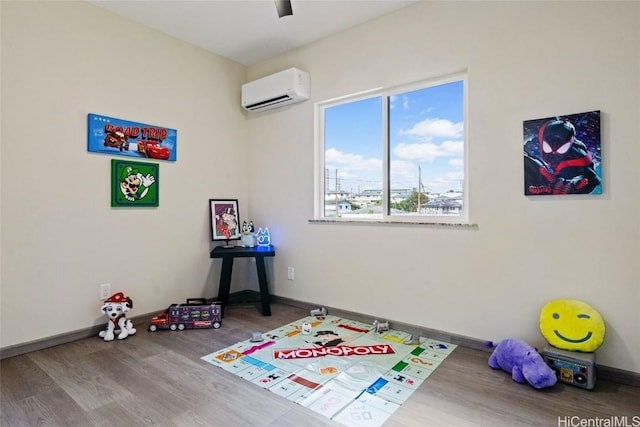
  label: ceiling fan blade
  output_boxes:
[275,0,293,18]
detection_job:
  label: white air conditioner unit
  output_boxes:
[241,68,310,112]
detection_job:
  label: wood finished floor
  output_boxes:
[1,302,638,426]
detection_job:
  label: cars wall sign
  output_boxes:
[88,113,177,161]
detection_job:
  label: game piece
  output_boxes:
[373,319,389,333]
[403,335,420,345]
[310,306,327,316]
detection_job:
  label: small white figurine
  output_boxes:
[301,322,312,335]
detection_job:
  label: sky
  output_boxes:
[324,80,464,195]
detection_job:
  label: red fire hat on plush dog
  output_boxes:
[105,292,132,308]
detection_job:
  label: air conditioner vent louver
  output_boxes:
[245,95,293,111]
[241,68,310,112]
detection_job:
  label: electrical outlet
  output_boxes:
[100,283,111,299]
[287,267,295,281]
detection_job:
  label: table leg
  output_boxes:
[255,256,272,316]
[218,257,234,317]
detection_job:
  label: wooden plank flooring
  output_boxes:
[2,302,638,426]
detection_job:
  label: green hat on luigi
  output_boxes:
[120,166,138,182]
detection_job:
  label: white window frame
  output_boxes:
[313,72,469,225]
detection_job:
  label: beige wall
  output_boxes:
[1,2,248,345]
[246,1,640,373]
[1,1,639,375]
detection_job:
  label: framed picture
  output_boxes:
[209,199,241,242]
[88,113,177,161]
[523,110,601,196]
[111,159,159,207]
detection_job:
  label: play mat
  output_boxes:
[202,314,456,426]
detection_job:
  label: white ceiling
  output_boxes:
[89,0,418,66]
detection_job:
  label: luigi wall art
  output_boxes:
[111,159,159,207]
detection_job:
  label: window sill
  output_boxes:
[308,218,477,228]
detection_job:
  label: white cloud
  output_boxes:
[449,158,464,167]
[401,118,463,141]
[325,149,384,190]
[389,157,464,191]
[390,95,397,109]
[393,140,463,162]
[325,148,381,171]
[422,172,464,192]
[389,159,416,181]
[389,95,410,110]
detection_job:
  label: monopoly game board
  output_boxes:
[201,314,456,426]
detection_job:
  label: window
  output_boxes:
[314,72,468,223]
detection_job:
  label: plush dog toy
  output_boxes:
[99,292,136,341]
[488,338,557,389]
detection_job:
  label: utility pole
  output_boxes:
[335,168,339,216]
[325,168,329,193]
[417,165,422,213]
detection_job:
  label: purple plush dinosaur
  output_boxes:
[488,338,557,389]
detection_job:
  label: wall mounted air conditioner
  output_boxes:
[241,67,310,112]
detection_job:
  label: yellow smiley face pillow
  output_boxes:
[540,299,605,352]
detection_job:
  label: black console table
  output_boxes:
[210,245,275,316]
